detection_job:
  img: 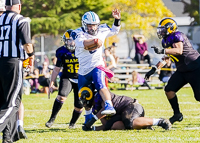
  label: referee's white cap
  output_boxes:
[0,0,5,11]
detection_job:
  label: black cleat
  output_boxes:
[45,118,55,128]
[145,126,154,130]
[158,118,172,130]
[169,113,183,124]
[2,139,13,143]
[18,125,28,139]
[68,123,76,129]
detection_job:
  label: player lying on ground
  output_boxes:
[79,86,172,131]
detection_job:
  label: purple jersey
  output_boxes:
[92,92,135,115]
[162,31,200,72]
[56,46,79,79]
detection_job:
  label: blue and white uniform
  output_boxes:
[72,24,120,91]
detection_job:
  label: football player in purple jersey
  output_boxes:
[79,86,171,131]
[145,18,200,124]
[45,30,83,129]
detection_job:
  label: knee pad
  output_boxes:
[75,100,84,109]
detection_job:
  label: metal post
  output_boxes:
[41,35,44,64]
[199,0,200,24]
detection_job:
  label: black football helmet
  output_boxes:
[157,18,178,39]
[62,29,76,52]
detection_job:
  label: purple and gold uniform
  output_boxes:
[162,31,200,101]
[56,46,82,108]
[92,92,144,129]
[162,31,200,72]
[56,46,79,79]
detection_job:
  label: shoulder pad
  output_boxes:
[71,27,84,40]
[174,31,184,42]
[56,46,67,59]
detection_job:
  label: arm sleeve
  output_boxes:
[105,24,121,38]
[18,18,32,45]
[55,49,63,67]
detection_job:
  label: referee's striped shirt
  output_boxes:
[0,11,31,60]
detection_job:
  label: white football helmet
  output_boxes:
[82,11,100,35]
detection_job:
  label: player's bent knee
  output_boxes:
[165,91,176,99]
[74,107,83,112]
[57,95,67,102]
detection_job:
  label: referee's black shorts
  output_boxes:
[165,66,200,101]
[0,58,22,133]
[58,77,83,109]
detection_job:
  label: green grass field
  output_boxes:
[2,87,200,143]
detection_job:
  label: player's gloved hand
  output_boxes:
[145,67,157,80]
[85,116,98,128]
[151,46,165,54]
[82,125,95,131]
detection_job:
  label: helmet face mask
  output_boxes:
[157,18,178,39]
[82,11,100,35]
[157,26,167,39]
[62,30,75,52]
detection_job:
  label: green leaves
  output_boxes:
[21,0,113,37]
[182,0,199,24]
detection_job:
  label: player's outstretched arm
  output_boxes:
[112,9,121,20]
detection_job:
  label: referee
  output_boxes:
[0,0,34,142]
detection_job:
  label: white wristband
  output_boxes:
[161,60,166,65]
[93,115,98,120]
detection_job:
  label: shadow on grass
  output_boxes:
[25,127,82,134]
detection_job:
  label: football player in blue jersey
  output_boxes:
[45,30,83,129]
[145,18,200,124]
[79,86,171,131]
[71,9,121,123]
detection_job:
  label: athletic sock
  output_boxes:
[105,100,113,107]
[49,98,63,120]
[17,120,24,127]
[153,118,161,126]
[85,108,92,115]
[69,109,82,124]
[168,95,180,114]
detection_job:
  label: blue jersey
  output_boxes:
[162,31,200,72]
[56,46,79,79]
